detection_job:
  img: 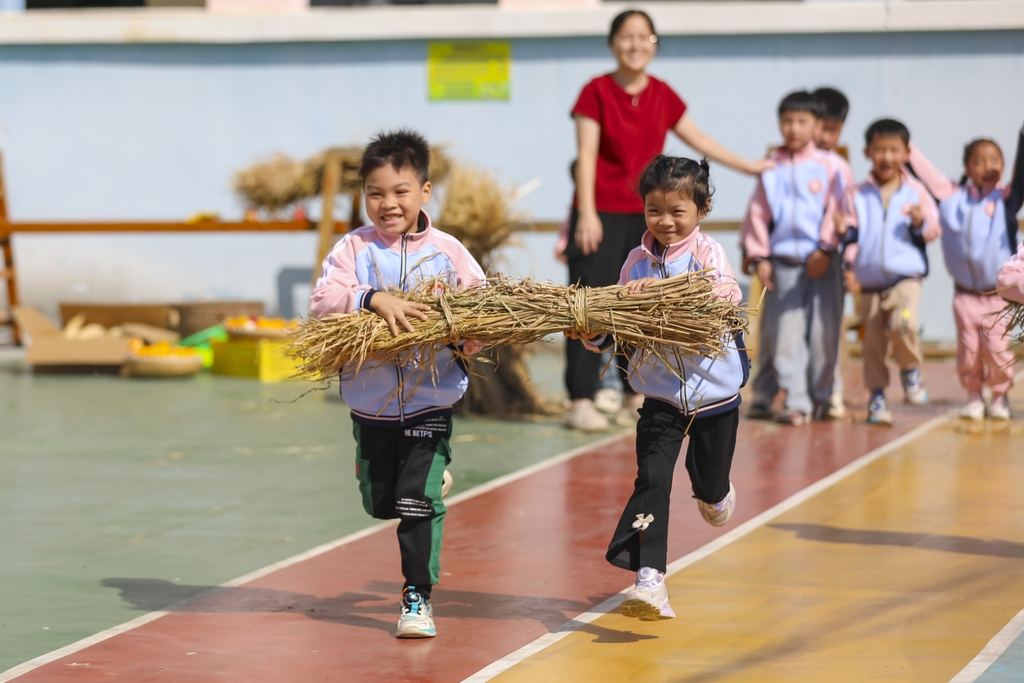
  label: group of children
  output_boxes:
[743,87,1023,426]
[310,93,1024,637]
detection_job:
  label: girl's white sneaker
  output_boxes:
[987,396,1011,421]
[620,567,675,620]
[698,483,736,527]
[960,398,985,421]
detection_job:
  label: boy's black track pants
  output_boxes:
[353,415,451,596]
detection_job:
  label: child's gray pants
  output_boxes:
[751,255,842,415]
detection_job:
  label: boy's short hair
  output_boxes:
[360,129,431,184]
[864,118,910,147]
[778,91,824,119]
[813,87,849,122]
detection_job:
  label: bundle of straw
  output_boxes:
[1004,302,1024,344]
[435,164,519,272]
[290,273,747,383]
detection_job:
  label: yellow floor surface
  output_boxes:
[493,420,1024,683]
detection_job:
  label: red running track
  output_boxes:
[9,363,959,682]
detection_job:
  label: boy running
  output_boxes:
[310,130,485,638]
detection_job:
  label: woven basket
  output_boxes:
[126,354,203,378]
[224,322,298,340]
[174,301,265,337]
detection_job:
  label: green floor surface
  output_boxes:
[0,351,618,671]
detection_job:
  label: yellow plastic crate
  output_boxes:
[210,338,303,383]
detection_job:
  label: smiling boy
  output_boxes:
[841,119,940,425]
[310,130,485,638]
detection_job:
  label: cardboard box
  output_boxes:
[210,338,303,383]
[60,303,179,331]
[13,307,132,368]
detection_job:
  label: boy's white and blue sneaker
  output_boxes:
[396,588,436,639]
[620,567,675,621]
[901,368,929,405]
[867,391,893,426]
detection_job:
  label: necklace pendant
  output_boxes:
[631,95,640,107]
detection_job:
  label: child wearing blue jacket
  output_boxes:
[842,119,941,425]
[573,156,747,621]
[741,91,844,425]
[311,130,486,639]
[908,121,1024,421]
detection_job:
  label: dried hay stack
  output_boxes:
[233,146,454,214]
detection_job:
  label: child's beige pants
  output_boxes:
[860,278,922,392]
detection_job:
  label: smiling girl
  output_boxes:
[908,121,1024,421]
[573,156,748,620]
[563,9,768,432]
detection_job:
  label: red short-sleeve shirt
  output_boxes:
[572,74,687,214]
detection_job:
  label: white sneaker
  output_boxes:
[987,396,1011,421]
[396,589,435,639]
[620,567,675,620]
[564,399,609,432]
[698,483,736,527]
[441,469,453,498]
[960,397,985,422]
[615,395,644,426]
[593,388,622,415]
[828,391,847,419]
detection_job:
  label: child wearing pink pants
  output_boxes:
[908,121,1024,421]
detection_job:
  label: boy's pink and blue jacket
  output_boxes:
[907,122,1024,294]
[591,229,748,417]
[844,170,941,292]
[310,212,486,427]
[740,142,841,264]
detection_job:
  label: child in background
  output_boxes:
[310,130,486,639]
[843,119,940,425]
[574,156,747,620]
[813,87,856,420]
[741,91,842,425]
[908,121,1023,420]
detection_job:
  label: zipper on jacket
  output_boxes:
[880,189,891,284]
[395,233,411,423]
[791,153,799,262]
[656,244,689,413]
[965,205,977,291]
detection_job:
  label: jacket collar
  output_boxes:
[771,141,819,164]
[640,226,700,263]
[371,210,433,251]
[865,167,912,191]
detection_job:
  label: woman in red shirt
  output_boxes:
[564,9,769,432]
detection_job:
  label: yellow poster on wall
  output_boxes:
[428,42,511,101]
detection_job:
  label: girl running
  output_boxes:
[572,156,747,620]
[908,121,1024,420]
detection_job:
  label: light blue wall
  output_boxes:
[2,30,1023,340]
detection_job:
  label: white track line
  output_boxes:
[462,413,950,683]
[0,430,632,682]
[949,606,1024,682]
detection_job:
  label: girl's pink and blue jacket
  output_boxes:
[741,142,841,264]
[907,123,1024,294]
[310,211,486,427]
[843,170,941,292]
[596,229,748,417]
